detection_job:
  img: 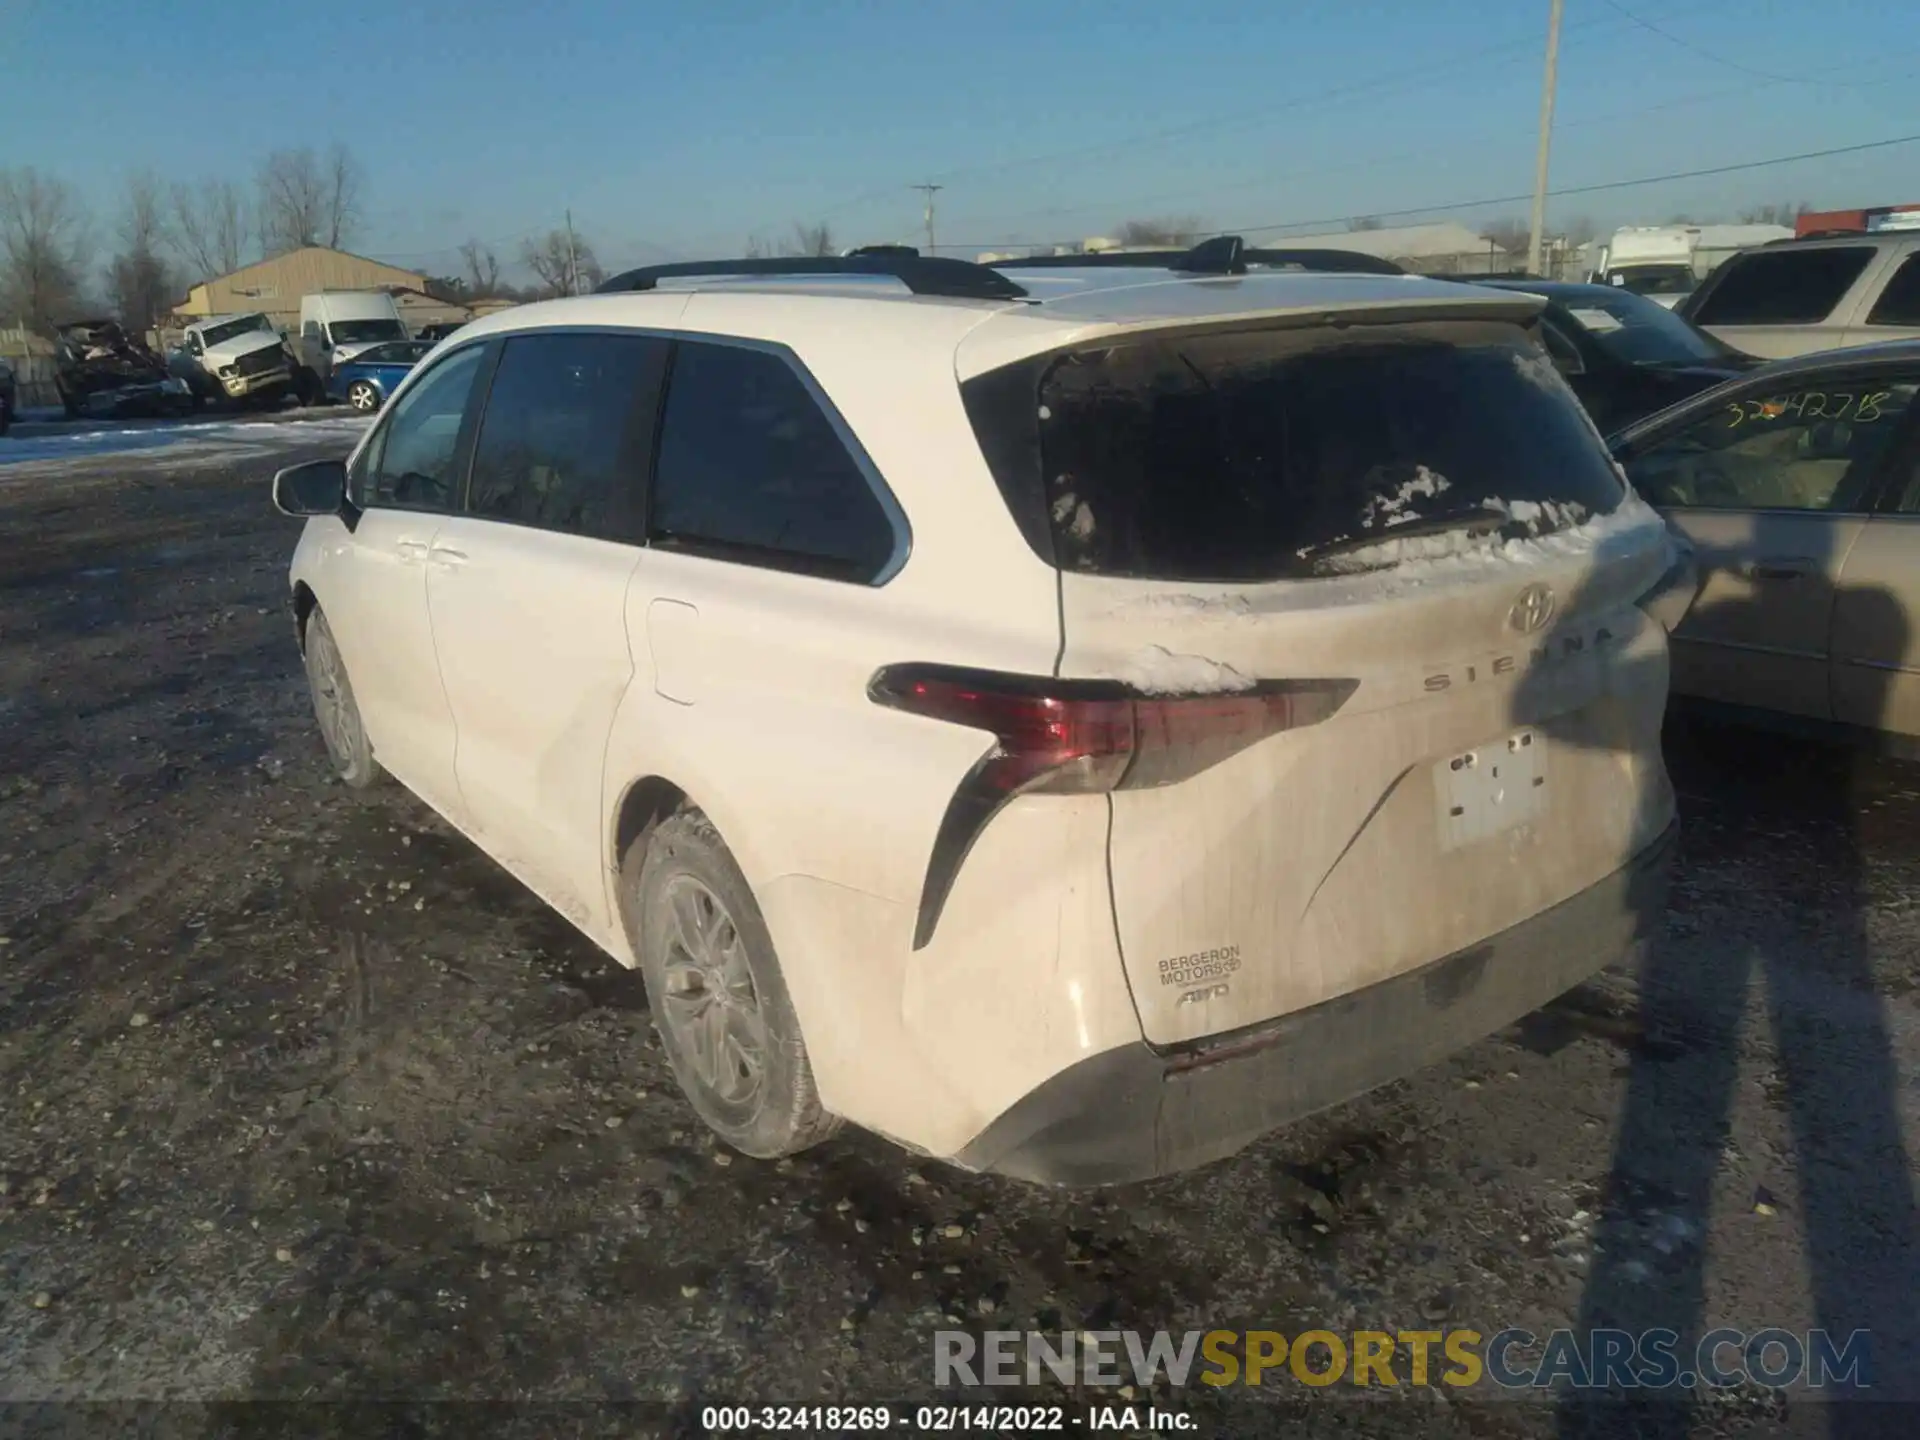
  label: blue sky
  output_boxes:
[3,0,1916,279]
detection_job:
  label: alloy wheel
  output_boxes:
[656,874,768,1106]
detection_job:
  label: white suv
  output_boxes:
[273,239,1685,1185]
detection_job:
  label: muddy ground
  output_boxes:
[1,428,1917,1439]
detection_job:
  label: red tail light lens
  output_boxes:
[870,664,1357,948]
[870,666,1354,796]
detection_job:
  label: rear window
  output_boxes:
[965,321,1625,582]
[1689,247,1874,327]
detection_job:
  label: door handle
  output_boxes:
[395,538,429,563]
[429,545,468,568]
[1743,557,1813,582]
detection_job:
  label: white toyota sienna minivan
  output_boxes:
[274,240,1686,1184]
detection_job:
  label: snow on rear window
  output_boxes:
[1021,321,1624,583]
[1510,346,1568,393]
[1360,464,1450,529]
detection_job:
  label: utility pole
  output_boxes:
[1526,0,1564,278]
[564,209,581,295]
[911,183,944,255]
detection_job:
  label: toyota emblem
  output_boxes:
[1509,583,1556,634]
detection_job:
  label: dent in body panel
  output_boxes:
[902,796,1141,1153]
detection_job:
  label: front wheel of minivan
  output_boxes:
[303,608,384,790]
[623,811,840,1159]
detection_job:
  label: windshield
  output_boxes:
[969,319,1625,582]
[1603,265,1696,298]
[1556,290,1729,367]
[201,314,275,348]
[331,319,407,345]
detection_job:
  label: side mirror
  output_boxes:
[273,459,349,517]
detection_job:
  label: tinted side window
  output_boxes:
[650,342,898,581]
[359,344,486,511]
[1691,248,1875,326]
[1866,254,1920,327]
[466,332,665,541]
[1625,380,1917,512]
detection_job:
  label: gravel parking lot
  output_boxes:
[2,424,1917,1438]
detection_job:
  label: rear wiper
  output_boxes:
[1298,506,1510,566]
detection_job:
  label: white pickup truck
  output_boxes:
[168,313,317,408]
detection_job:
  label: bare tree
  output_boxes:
[106,172,178,333]
[1114,216,1206,247]
[521,228,603,297]
[743,232,775,260]
[458,238,502,297]
[0,167,90,334]
[1738,201,1810,226]
[786,221,836,257]
[1562,214,1599,247]
[258,145,363,255]
[170,178,251,281]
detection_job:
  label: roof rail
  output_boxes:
[595,253,1028,301]
[986,235,1407,277]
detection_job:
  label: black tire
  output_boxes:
[621,810,840,1159]
[346,379,381,413]
[303,609,383,790]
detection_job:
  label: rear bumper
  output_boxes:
[955,819,1677,1186]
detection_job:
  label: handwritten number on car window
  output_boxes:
[1725,391,1890,429]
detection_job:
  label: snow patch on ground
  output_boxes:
[1109,645,1256,695]
[1360,465,1450,530]
[0,414,371,476]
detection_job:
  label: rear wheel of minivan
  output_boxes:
[622,811,840,1159]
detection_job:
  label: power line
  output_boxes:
[1217,133,1920,237]
[809,0,1737,224]
[954,59,1915,237]
[940,132,1920,251]
[375,223,548,260]
[1600,0,1887,86]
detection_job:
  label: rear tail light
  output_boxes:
[870,664,1356,947]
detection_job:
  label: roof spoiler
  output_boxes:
[596,252,1029,301]
[988,235,1408,277]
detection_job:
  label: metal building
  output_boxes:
[173,247,433,332]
